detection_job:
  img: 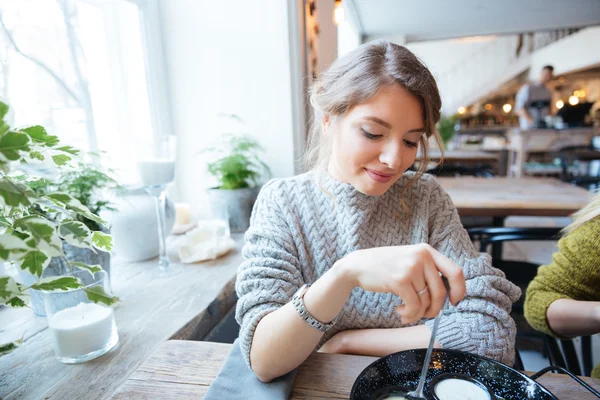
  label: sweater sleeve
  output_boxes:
[524,217,600,338]
[423,177,522,365]
[234,180,305,369]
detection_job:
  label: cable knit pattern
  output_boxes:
[235,170,521,369]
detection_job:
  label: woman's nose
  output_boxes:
[378,142,402,170]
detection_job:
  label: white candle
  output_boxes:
[49,302,117,359]
[137,159,175,186]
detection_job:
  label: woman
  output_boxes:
[525,193,600,378]
[235,40,521,382]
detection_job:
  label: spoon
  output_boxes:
[381,289,450,400]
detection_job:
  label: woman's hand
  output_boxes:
[338,243,466,325]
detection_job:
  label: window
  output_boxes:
[0,0,169,183]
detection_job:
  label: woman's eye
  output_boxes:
[361,128,382,140]
[404,140,418,148]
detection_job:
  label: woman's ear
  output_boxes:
[322,115,330,135]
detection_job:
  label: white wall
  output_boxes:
[405,36,495,77]
[405,36,519,114]
[158,0,299,203]
[337,19,361,57]
[529,27,600,79]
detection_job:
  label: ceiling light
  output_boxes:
[569,96,579,106]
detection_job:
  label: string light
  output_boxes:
[458,106,466,114]
[502,104,512,113]
[556,100,564,109]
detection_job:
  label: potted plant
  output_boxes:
[0,101,118,353]
[201,118,271,232]
[28,162,119,265]
[18,162,121,315]
[437,114,458,149]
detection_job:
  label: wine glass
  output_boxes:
[136,135,179,275]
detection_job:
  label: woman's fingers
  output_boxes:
[422,262,447,318]
[424,245,466,306]
[395,280,421,324]
[414,283,431,319]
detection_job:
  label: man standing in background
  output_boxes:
[515,65,554,129]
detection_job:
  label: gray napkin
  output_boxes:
[203,339,298,400]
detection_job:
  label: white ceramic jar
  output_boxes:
[108,187,175,262]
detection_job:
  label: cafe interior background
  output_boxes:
[1,0,600,397]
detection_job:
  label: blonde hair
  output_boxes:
[563,190,600,234]
[303,40,444,193]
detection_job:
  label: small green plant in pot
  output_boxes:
[0,101,118,354]
[201,118,271,232]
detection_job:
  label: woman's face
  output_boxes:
[326,84,425,196]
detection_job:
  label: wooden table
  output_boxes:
[0,234,244,400]
[419,150,500,163]
[417,150,508,176]
[111,340,600,399]
[437,177,593,218]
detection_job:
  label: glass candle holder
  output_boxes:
[42,269,119,364]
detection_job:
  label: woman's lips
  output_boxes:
[365,168,394,183]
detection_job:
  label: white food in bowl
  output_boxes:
[434,378,490,400]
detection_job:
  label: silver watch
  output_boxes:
[292,284,339,332]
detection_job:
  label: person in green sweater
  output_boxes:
[524,192,600,378]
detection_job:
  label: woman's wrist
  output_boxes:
[332,255,357,292]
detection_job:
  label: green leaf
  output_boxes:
[0,178,32,207]
[0,131,30,161]
[13,216,62,257]
[55,146,80,156]
[0,275,20,303]
[22,125,59,147]
[59,221,92,248]
[51,154,71,166]
[0,120,10,137]
[83,286,119,306]
[91,231,112,252]
[0,342,18,357]
[70,262,102,277]
[47,193,107,228]
[29,151,45,161]
[0,101,9,121]
[30,276,82,291]
[0,233,30,261]
[0,103,10,136]
[44,193,67,208]
[14,216,54,241]
[6,297,26,307]
[18,250,50,277]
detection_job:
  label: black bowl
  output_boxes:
[350,348,558,400]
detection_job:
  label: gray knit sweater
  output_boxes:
[235,170,521,368]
